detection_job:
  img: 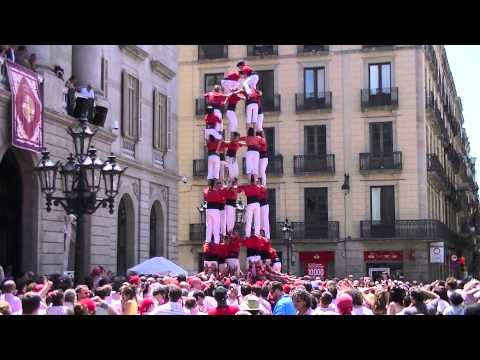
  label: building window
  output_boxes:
[121,71,142,141]
[153,89,171,152]
[370,122,393,154]
[264,127,275,156]
[204,73,224,92]
[198,45,228,60]
[257,70,275,111]
[304,67,325,99]
[304,188,329,238]
[304,125,327,155]
[369,62,391,94]
[100,57,108,98]
[370,186,395,237]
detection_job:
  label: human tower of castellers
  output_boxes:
[200,60,284,282]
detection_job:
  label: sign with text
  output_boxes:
[6,61,43,152]
[430,242,444,263]
[307,263,325,278]
[364,251,403,261]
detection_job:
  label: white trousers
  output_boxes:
[219,263,228,273]
[214,108,223,121]
[260,204,270,239]
[246,150,260,175]
[205,209,220,244]
[245,202,261,237]
[220,209,226,236]
[246,103,258,125]
[258,157,268,186]
[256,113,264,131]
[205,128,222,140]
[243,74,259,95]
[225,204,236,234]
[273,262,282,272]
[226,156,239,180]
[221,79,240,94]
[207,154,220,180]
[226,110,238,134]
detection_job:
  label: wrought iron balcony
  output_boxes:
[359,152,402,171]
[361,87,399,109]
[297,45,329,54]
[190,223,205,241]
[295,92,332,112]
[242,154,284,176]
[360,219,456,241]
[198,45,228,60]
[262,94,281,113]
[236,222,285,240]
[362,45,395,50]
[293,154,335,175]
[193,159,208,177]
[247,45,278,57]
[195,97,206,116]
[291,221,340,240]
[427,154,450,192]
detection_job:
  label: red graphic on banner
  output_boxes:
[300,251,334,279]
[364,251,403,261]
[5,61,43,152]
[307,263,325,278]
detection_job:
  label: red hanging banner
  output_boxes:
[364,250,403,261]
[6,61,43,153]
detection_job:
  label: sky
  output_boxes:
[445,45,479,174]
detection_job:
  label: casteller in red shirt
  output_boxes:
[204,91,227,108]
[208,305,240,316]
[204,112,221,127]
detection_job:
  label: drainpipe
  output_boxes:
[137,179,141,264]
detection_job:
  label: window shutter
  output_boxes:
[167,97,172,152]
[137,78,143,141]
[153,89,159,149]
[121,70,128,137]
[104,58,109,99]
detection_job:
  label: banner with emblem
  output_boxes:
[5,61,43,152]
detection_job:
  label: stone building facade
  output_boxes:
[176,45,479,281]
[0,45,179,277]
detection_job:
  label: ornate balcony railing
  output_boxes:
[359,152,402,171]
[297,45,329,54]
[293,154,335,175]
[242,154,283,176]
[361,87,399,109]
[291,221,340,240]
[295,92,332,112]
[247,45,278,57]
[198,45,228,60]
[362,45,395,50]
[262,94,281,113]
[360,220,456,241]
[427,154,450,192]
[193,159,208,177]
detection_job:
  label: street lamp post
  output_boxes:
[282,219,294,274]
[35,117,126,285]
[341,173,350,277]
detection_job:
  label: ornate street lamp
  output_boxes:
[282,218,294,274]
[35,116,126,285]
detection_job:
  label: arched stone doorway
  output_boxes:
[0,148,38,276]
[149,201,165,258]
[117,194,135,275]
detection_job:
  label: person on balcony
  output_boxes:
[64,76,78,117]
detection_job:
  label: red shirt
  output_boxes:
[227,93,243,106]
[208,305,240,315]
[203,243,211,254]
[204,188,224,204]
[246,89,262,104]
[241,64,254,77]
[217,243,228,258]
[240,135,260,149]
[206,138,222,152]
[227,236,243,254]
[204,92,227,107]
[224,186,240,201]
[258,236,270,252]
[238,184,260,197]
[210,243,222,256]
[225,71,240,81]
[243,235,260,250]
[257,186,267,201]
[204,113,221,126]
[258,137,267,153]
[268,248,278,260]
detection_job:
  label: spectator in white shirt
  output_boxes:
[152,285,169,308]
[193,290,215,313]
[46,290,70,315]
[348,289,373,315]
[0,280,22,314]
[150,285,187,315]
[184,297,206,315]
[443,292,465,315]
[21,292,43,315]
[252,284,271,314]
[313,292,338,315]
[79,84,95,99]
